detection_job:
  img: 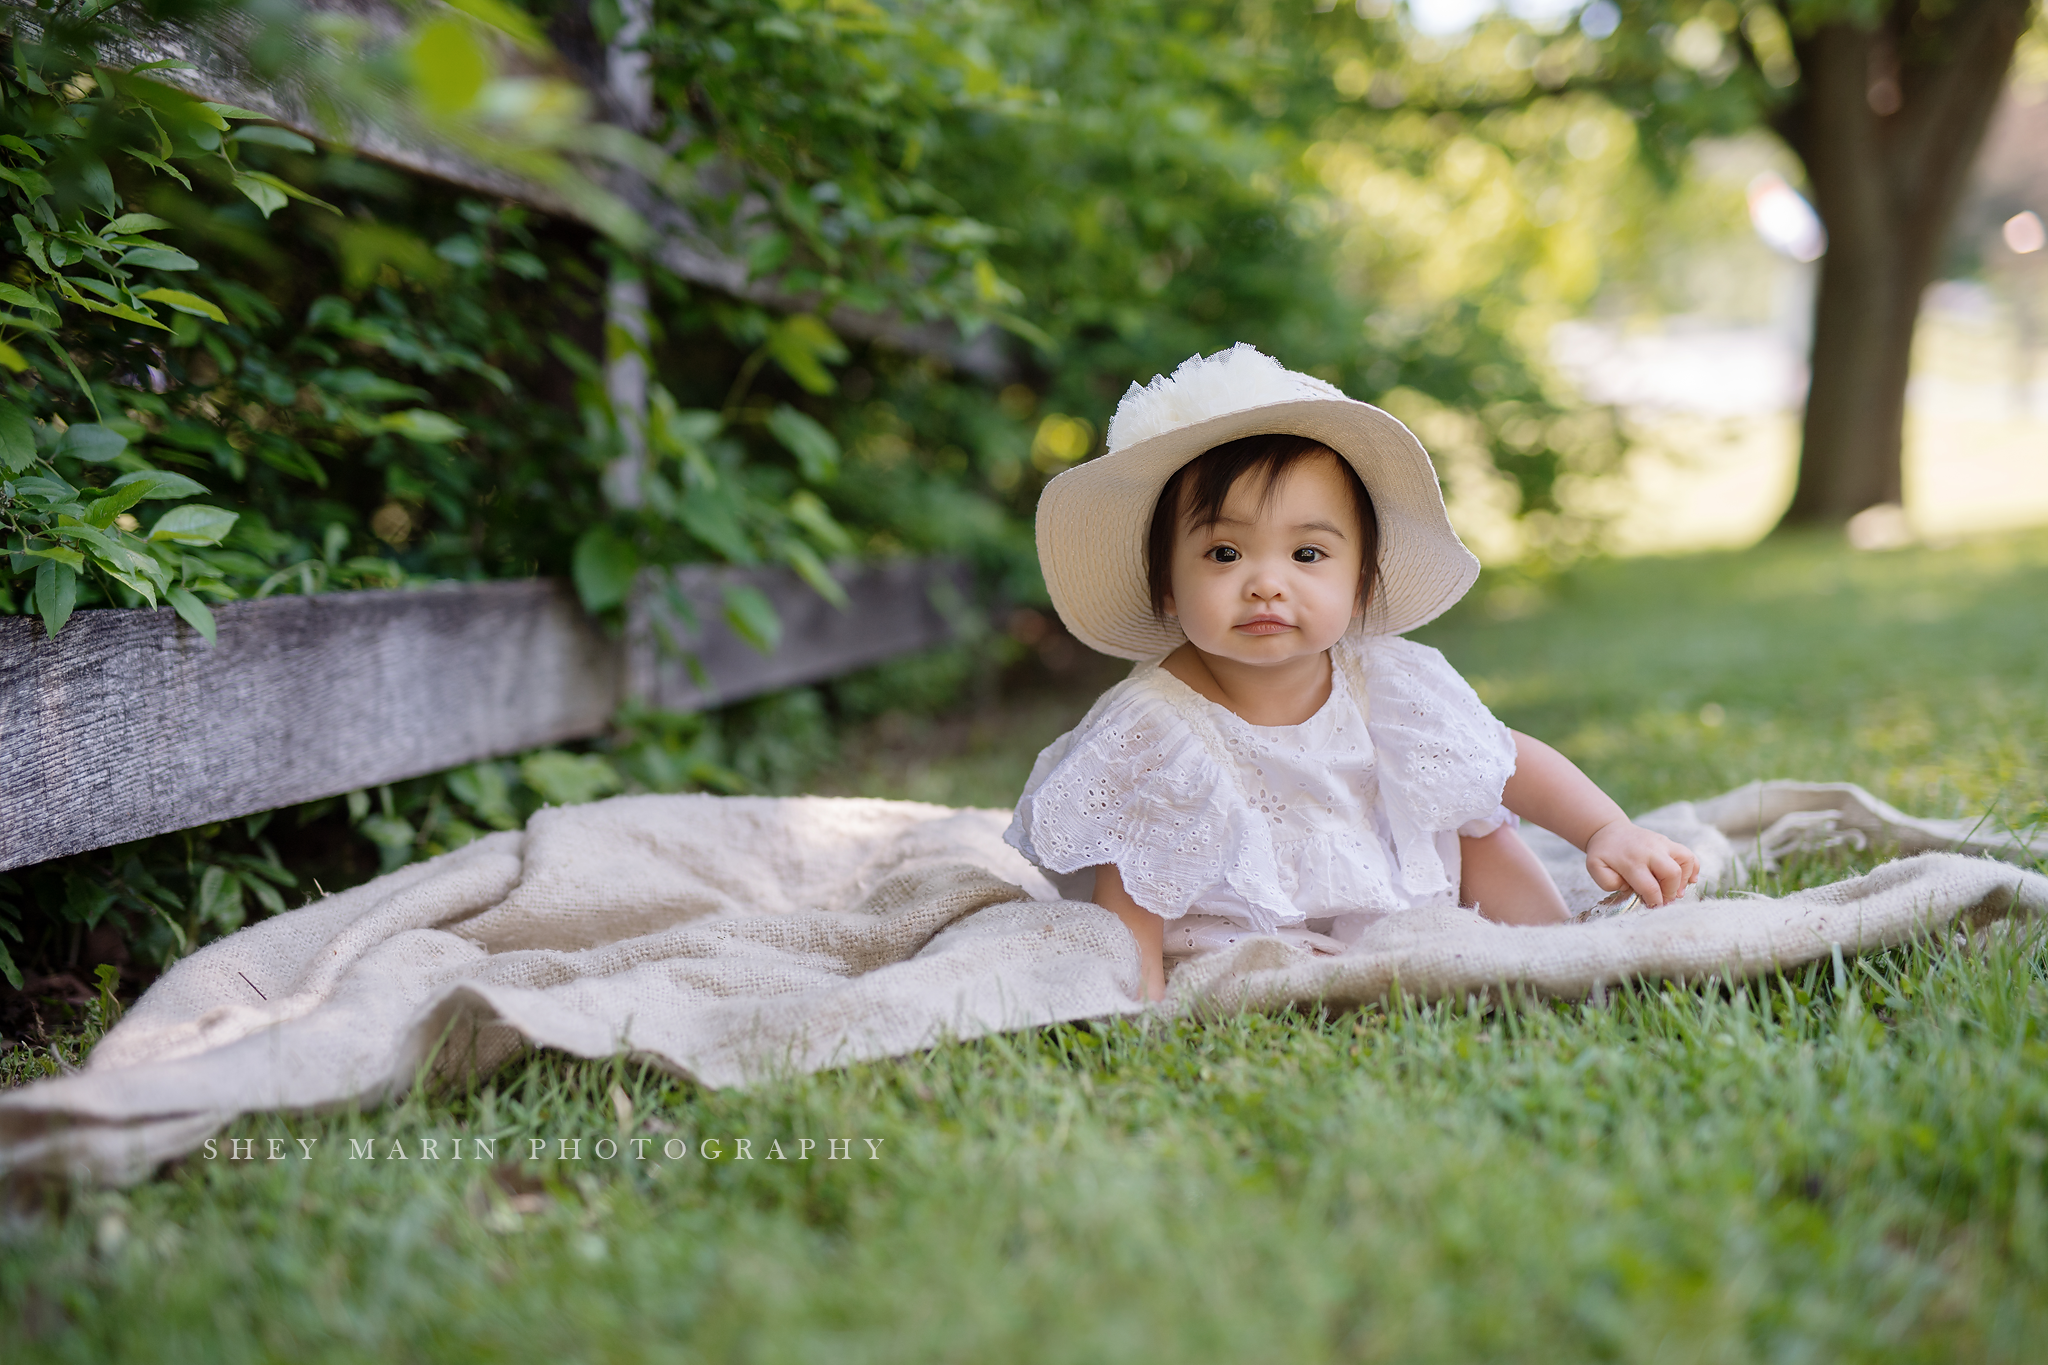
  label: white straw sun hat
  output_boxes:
[1036,343,1480,661]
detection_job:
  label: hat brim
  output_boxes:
[1036,397,1480,660]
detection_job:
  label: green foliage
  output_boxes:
[637,0,1032,332]
[0,811,300,986]
[0,37,299,632]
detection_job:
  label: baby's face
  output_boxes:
[1163,451,1366,671]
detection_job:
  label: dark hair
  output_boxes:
[1146,434,1380,620]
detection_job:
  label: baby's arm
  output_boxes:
[1092,864,1167,1002]
[1501,731,1700,908]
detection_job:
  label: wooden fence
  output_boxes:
[1,561,969,871]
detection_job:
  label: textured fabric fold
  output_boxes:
[2,783,2043,1186]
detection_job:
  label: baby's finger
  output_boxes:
[1676,844,1701,886]
[1615,859,1665,907]
[1588,859,1624,893]
[1650,853,1685,903]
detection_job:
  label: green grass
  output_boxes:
[6,529,2048,1361]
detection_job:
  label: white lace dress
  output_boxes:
[1004,634,1517,946]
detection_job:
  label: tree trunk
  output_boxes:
[1772,0,2033,525]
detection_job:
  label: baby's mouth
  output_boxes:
[1235,615,1293,636]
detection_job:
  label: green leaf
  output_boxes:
[786,489,855,555]
[123,147,192,190]
[66,292,170,331]
[120,246,200,272]
[196,865,243,931]
[0,284,57,318]
[62,872,116,928]
[65,521,159,575]
[68,277,124,303]
[229,126,318,154]
[135,288,226,323]
[13,475,76,503]
[316,368,428,403]
[571,526,640,613]
[675,487,758,565]
[110,468,210,499]
[442,0,550,52]
[74,157,118,214]
[357,816,418,874]
[766,404,842,482]
[105,213,176,234]
[234,171,338,216]
[149,504,239,546]
[244,875,286,917]
[165,586,218,645]
[659,404,722,452]
[83,480,153,527]
[447,762,520,830]
[11,215,49,273]
[722,583,783,654]
[34,560,76,636]
[518,751,623,808]
[378,408,467,443]
[0,341,25,372]
[778,539,849,610]
[69,522,165,603]
[764,314,849,395]
[123,77,227,131]
[58,424,128,463]
[0,165,53,200]
[234,174,289,218]
[0,399,35,474]
[747,230,793,279]
[16,543,85,570]
[203,104,270,121]
[409,17,492,115]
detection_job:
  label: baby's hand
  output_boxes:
[1585,819,1700,908]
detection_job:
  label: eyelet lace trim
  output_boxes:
[1005,636,1516,929]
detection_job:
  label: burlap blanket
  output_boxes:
[3,781,2043,1184]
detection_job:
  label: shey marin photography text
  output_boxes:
[200,1135,889,1164]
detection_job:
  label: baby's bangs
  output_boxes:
[1145,434,1382,622]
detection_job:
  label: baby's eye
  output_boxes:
[1205,546,1241,564]
[1293,546,1326,563]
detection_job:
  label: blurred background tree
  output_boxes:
[1552,0,2041,523]
[1290,0,2043,529]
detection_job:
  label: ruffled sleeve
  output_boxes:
[1004,676,1297,928]
[1348,634,1517,902]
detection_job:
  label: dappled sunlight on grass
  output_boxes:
[1432,528,2048,819]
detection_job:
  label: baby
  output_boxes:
[1006,346,1699,1000]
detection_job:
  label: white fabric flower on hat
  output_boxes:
[1105,344,1347,454]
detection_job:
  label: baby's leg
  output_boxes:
[1459,825,1570,925]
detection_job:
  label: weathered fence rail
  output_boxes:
[1,561,969,871]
